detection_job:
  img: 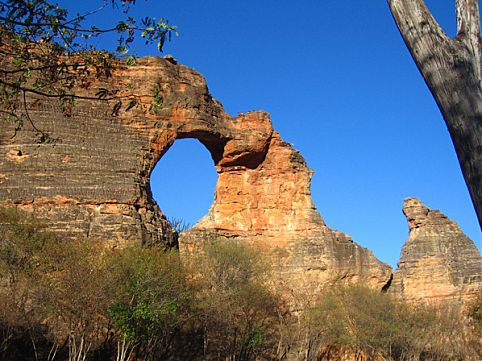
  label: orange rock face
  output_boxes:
[179,114,392,301]
[390,198,482,303]
[0,56,392,300]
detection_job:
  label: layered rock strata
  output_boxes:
[390,198,482,303]
[0,56,391,297]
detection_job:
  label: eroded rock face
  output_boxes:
[0,56,391,298]
[390,198,482,303]
[181,131,392,300]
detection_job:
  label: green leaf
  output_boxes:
[125,99,137,111]
[125,55,137,66]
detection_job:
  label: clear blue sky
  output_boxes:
[61,0,480,267]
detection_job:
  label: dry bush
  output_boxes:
[301,285,480,361]
[0,207,112,361]
[192,240,281,361]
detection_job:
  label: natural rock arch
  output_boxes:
[0,57,391,299]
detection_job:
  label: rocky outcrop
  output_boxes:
[180,131,391,299]
[390,198,482,303]
[0,56,391,298]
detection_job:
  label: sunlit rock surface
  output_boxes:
[180,128,392,299]
[390,198,482,303]
[0,56,392,299]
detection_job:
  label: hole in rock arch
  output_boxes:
[150,138,218,230]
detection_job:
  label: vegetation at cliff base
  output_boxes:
[0,208,281,361]
[0,207,480,361]
[302,286,481,360]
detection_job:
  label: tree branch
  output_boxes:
[0,16,145,35]
[456,0,481,39]
[388,0,482,227]
[456,0,481,82]
[387,0,452,91]
[0,62,90,75]
[0,78,114,101]
[22,89,43,133]
[388,0,448,45]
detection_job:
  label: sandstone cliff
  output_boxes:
[180,130,391,298]
[390,198,482,303]
[0,56,391,298]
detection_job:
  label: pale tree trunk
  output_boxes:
[388,0,482,228]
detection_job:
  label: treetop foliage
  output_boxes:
[0,0,176,57]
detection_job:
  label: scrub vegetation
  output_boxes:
[0,207,480,361]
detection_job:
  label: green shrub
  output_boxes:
[106,247,194,361]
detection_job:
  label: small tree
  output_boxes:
[106,246,194,361]
[467,290,482,336]
[0,207,54,361]
[36,239,110,361]
[195,241,280,361]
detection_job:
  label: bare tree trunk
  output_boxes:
[388,0,482,228]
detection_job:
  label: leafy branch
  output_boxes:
[0,0,178,140]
